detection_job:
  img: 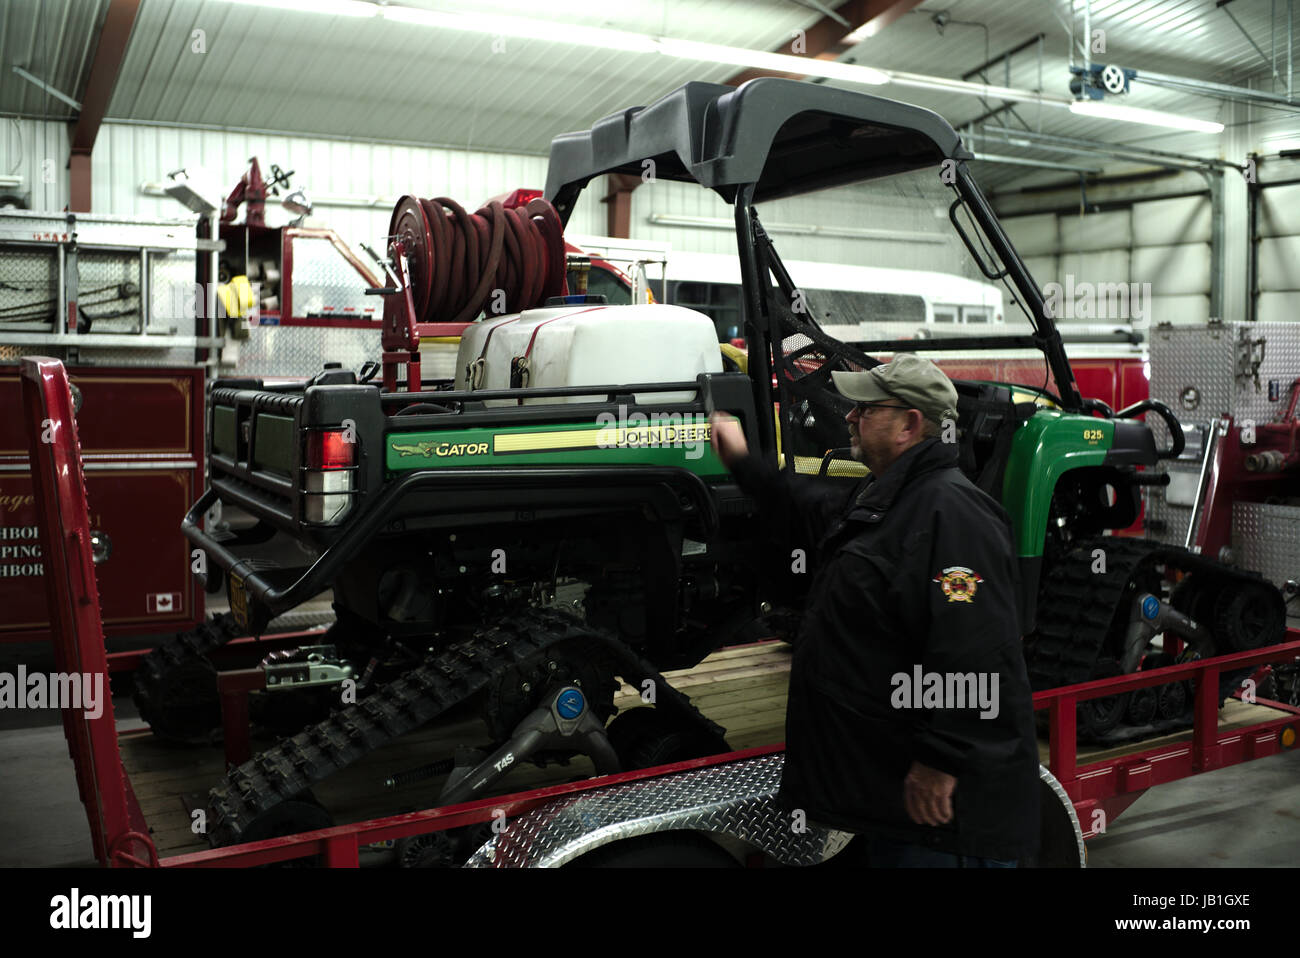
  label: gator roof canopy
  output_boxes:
[544,78,971,219]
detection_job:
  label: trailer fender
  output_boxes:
[462,752,852,868]
[463,755,1086,868]
[1036,764,1087,868]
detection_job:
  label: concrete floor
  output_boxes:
[2,681,1297,867]
[1085,749,1300,867]
[0,588,335,866]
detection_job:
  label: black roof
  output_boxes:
[544,77,971,221]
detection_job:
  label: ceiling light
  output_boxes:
[656,38,889,85]
[842,21,886,44]
[887,71,1072,110]
[208,0,1227,136]
[1069,99,1224,134]
[383,7,658,52]
[221,0,378,16]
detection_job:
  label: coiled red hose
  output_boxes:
[389,195,566,325]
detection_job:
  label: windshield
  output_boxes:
[752,166,1034,345]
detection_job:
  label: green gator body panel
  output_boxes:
[1001,410,1112,558]
[386,417,729,476]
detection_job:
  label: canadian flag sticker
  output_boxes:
[147,592,181,614]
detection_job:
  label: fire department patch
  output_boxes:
[934,566,982,603]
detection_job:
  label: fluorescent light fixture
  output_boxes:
[211,0,1030,104]
[1069,99,1224,134]
[888,70,1071,110]
[842,21,887,45]
[221,0,378,16]
[657,38,888,85]
[383,7,658,52]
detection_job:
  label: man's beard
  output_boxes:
[849,432,873,468]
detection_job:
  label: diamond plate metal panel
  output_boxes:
[87,347,199,366]
[1040,765,1087,868]
[148,252,199,334]
[1,209,202,345]
[464,753,852,868]
[0,244,57,333]
[1232,502,1300,591]
[288,235,379,321]
[231,325,380,378]
[228,326,460,380]
[1150,322,1300,426]
[1147,322,1300,547]
[1148,323,1235,451]
[78,251,142,334]
[0,209,199,248]
[462,757,1084,868]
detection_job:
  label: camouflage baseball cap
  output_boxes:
[831,354,959,427]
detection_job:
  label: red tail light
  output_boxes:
[498,188,543,209]
[307,430,355,470]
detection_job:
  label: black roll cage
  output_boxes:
[543,79,1085,459]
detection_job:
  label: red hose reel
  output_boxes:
[389,195,566,325]
[381,193,568,391]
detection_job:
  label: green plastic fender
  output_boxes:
[1000,410,1113,558]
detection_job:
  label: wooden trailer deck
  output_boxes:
[121,641,794,857]
[118,639,1295,859]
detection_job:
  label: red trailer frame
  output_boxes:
[20,356,1300,868]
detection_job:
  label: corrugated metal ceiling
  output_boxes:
[1,0,110,116]
[2,0,1297,192]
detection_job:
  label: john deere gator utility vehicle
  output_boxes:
[134,78,1285,852]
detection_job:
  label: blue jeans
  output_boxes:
[865,838,1017,869]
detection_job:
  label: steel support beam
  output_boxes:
[981,125,1240,172]
[725,0,925,85]
[602,173,640,239]
[69,0,142,211]
[1218,0,1284,83]
[959,33,1047,82]
[11,66,82,111]
[1134,68,1298,109]
[969,151,1101,174]
[1208,171,1225,319]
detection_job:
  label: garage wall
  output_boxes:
[1,118,69,211]
[1002,193,1212,328]
[1255,161,1300,324]
[2,118,605,250]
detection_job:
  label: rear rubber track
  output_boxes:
[205,606,727,848]
[133,612,245,743]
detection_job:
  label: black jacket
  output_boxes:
[731,438,1040,860]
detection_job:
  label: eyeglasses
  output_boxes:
[851,401,910,416]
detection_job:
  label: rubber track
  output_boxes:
[1026,537,1169,690]
[205,607,727,848]
[133,612,245,741]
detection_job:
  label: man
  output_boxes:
[709,353,1040,867]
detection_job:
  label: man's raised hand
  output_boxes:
[709,412,748,466]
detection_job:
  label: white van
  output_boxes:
[642,251,1003,341]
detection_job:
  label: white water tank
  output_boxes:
[454,303,722,405]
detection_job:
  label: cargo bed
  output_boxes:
[112,637,1300,863]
